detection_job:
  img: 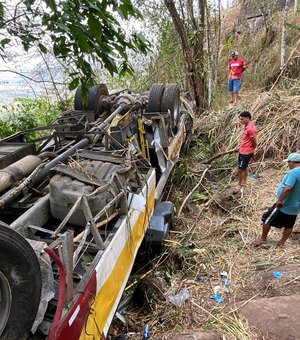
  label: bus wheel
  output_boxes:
[0,222,42,339]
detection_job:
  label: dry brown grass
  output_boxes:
[110,165,300,339]
[109,92,300,339]
[197,90,300,163]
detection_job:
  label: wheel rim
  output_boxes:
[0,270,12,335]
[172,98,179,126]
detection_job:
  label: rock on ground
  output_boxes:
[166,331,221,340]
[238,294,300,339]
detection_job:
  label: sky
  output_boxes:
[0,0,236,99]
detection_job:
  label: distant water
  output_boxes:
[0,83,50,100]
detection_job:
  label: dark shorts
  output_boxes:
[228,79,241,93]
[261,205,297,229]
[238,153,253,170]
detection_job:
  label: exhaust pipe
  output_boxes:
[0,155,42,193]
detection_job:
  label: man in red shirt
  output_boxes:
[228,51,246,105]
[233,111,257,194]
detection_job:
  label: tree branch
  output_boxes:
[204,148,238,164]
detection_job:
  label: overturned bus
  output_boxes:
[0,83,192,339]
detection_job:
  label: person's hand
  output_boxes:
[275,201,284,207]
[252,153,257,161]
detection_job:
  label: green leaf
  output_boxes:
[69,78,79,90]
[77,35,92,53]
[0,38,11,47]
[191,192,209,202]
[38,43,47,53]
[0,2,4,24]
[45,0,56,11]
[88,13,102,39]
[56,22,70,33]
[227,35,233,47]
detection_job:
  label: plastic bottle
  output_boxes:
[143,324,150,340]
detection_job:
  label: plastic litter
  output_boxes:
[143,324,150,340]
[272,271,283,279]
[197,275,209,282]
[249,172,257,179]
[167,288,190,307]
[210,294,224,303]
[213,285,221,295]
[220,271,231,287]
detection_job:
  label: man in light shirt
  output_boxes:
[253,153,300,247]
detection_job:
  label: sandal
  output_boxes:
[232,185,242,194]
[251,238,267,246]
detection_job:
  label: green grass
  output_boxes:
[0,97,65,140]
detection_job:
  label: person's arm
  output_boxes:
[275,185,292,207]
[250,136,257,149]
[250,135,257,160]
[242,59,246,72]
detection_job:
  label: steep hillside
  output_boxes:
[109,4,300,339]
[214,1,300,108]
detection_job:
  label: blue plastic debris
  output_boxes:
[143,324,150,340]
[249,172,257,179]
[210,294,224,303]
[197,275,209,282]
[221,277,231,286]
[272,271,283,279]
[220,272,231,287]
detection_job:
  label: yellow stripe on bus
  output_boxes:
[80,190,155,339]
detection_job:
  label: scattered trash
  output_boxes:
[249,172,257,179]
[197,275,209,282]
[272,271,283,279]
[115,311,127,324]
[220,271,231,287]
[210,294,224,303]
[209,272,232,303]
[167,288,190,307]
[213,285,222,295]
[220,271,227,278]
[143,324,150,340]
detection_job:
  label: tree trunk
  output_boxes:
[196,0,208,112]
[164,0,208,114]
[206,4,212,106]
[281,0,290,69]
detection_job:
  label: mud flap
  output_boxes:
[145,201,174,248]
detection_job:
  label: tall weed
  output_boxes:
[0,98,64,139]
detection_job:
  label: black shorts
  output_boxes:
[261,205,297,229]
[238,153,253,170]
